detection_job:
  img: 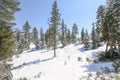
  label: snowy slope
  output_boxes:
[12,43,113,80]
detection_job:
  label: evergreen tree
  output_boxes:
[23,21,31,50]
[81,28,85,44]
[66,28,71,44]
[112,0,120,52]
[96,5,105,41]
[102,0,120,56]
[84,29,89,49]
[48,1,61,57]
[40,27,45,49]
[45,27,53,49]
[72,23,78,43]
[15,28,21,43]
[45,29,49,49]
[32,27,39,49]
[14,28,24,55]
[0,0,20,61]
[60,19,67,47]
[92,23,97,49]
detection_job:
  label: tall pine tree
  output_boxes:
[45,26,53,49]
[48,1,60,57]
[14,28,24,55]
[81,28,85,44]
[23,21,31,50]
[84,29,89,49]
[92,23,97,49]
[102,0,120,56]
[66,28,71,44]
[60,19,67,47]
[96,5,105,42]
[0,0,20,61]
[40,27,45,49]
[32,27,39,49]
[72,23,78,43]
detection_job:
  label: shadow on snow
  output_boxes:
[12,57,54,70]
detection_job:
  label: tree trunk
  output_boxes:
[105,42,108,53]
[53,33,56,57]
[54,48,56,57]
[118,41,120,51]
[109,34,114,57]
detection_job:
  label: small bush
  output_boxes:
[34,72,42,78]
[86,57,92,62]
[112,59,120,73]
[101,67,111,74]
[78,57,82,62]
[18,77,28,80]
[86,72,93,80]
[81,72,120,80]
[97,51,120,62]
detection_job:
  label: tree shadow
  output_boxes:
[77,44,93,52]
[74,43,80,46]
[81,62,113,72]
[27,48,38,53]
[12,57,54,70]
[40,50,49,54]
[77,48,86,52]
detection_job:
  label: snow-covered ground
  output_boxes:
[12,43,113,80]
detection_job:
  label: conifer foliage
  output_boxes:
[48,1,61,57]
[32,27,39,49]
[92,23,98,49]
[45,27,53,49]
[84,29,89,49]
[60,19,67,47]
[81,28,85,44]
[40,27,45,49]
[22,21,31,50]
[102,0,120,57]
[0,0,20,61]
[72,23,78,43]
[14,28,24,55]
[66,28,72,44]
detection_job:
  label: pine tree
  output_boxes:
[66,28,71,44]
[102,11,110,53]
[84,29,89,49]
[112,0,120,52]
[32,27,39,49]
[14,28,24,55]
[45,26,55,49]
[45,27,52,49]
[48,1,61,57]
[101,0,120,57]
[0,0,20,61]
[64,24,68,44]
[92,23,97,49]
[40,27,45,49]
[45,29,49,49]
[23,21,31,50]
[96,5,105,42]
[60,19,67,47]
[72,23,78,43]
[81,28,85,44]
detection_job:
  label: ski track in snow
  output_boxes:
[11,43,113,80]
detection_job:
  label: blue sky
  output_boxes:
[15,0,106,34]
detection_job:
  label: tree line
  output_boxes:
[0,0,120,62]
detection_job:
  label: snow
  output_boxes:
[12,43,114,80]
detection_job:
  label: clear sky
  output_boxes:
[15,0,106,34]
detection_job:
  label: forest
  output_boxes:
[0,0,120,80]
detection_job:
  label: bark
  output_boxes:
[105,41,109,53]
